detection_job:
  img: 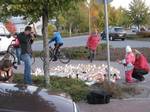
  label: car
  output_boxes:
[109,27,126,41]
[0,23,14,54]
[101,27,126,41]
[131,27,138,32]
[0,83,80,112]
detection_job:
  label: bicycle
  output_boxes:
[7,39,35,65]
[0,47,18,82]
[40,46,70,64]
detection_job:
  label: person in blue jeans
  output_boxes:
[13,33,21,65]
[49,30,63,61]
[18,26,35,84]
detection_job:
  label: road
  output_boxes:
[78,99,150,112]
[32,35,150,51]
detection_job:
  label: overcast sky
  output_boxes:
[111,0,150,9]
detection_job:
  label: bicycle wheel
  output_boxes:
[31,55,35,65]
[40,50,53,61]
[7,45,16,54]
[58,51,70,64]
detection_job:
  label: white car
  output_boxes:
[0,23,14,53]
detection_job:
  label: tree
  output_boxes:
[0,0,83,87]
[128,0,150,29]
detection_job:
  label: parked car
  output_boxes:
[131,27,138,33]
[0,83,80,112]
[0,23,14,54]
[101,27,126,41]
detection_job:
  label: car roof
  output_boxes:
[0,83,74,112]
[0,23,10,35]
[113,27,123,29]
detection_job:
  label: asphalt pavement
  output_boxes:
[32,35,150,51]
[78,99,150,112]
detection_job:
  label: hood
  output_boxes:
[126,45,132,53]
[0,83,74,112]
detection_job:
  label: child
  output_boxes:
[118,46,135,83]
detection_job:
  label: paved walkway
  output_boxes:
[78,99,150,112]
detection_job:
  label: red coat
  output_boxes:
[86,34,100,51]
[125,52,135,65]
[134,54,150,72]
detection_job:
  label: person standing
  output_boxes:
[13,33,21,65]
[86,28,100,62]
[118,46,135,83]
[18,26,35,84]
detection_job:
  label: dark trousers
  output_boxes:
[54,43,63,59]
[132,69,148,81]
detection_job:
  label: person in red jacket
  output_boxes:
[118,46,136,83]
[132,49,149,81]
[86,29,100,62]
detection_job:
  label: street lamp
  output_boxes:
[96,0,113,83]
[86,0,91,34]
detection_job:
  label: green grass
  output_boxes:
[126,34,150,41]
[13,74,142,102]
[33,44,150,62]
[13,74,89,102]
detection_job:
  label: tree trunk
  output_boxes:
[42,3,50,87]
[69,23,72,37]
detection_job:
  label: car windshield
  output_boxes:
[114,28,124,32]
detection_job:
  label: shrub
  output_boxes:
[13,74,89,102]
[91,81,141,99]
[136,31,150,38]
[48,24,55,37]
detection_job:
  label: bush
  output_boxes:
[13,74,89,102]
[13,74,144,101]
[33,45,150,62]
[48,24,55,37]
[91,81,141,99]
[136,31,150,38]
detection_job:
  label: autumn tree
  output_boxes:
[0,0,84,86]
[128,0,150,29]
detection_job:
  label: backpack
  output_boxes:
[87,90,111,104]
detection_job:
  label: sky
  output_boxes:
[111,0,150,9]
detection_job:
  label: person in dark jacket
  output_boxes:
[17,26,35,84]
[132,49,150,81]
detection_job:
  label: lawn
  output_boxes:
[13,74,142,102]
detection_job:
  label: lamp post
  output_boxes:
[103,0,111,83]
[97,0,113,83]
[87,0,91,34]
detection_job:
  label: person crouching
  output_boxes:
[132,49,149,81]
